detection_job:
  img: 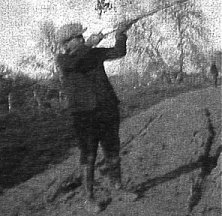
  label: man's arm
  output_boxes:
[85,21,132,61]
[98,32,127,61]
[85,32,104,48]
[71,32,127,73]
[96,21,132,61]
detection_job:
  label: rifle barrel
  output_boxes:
[103,0,189,37]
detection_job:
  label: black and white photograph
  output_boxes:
[0,0,221,215]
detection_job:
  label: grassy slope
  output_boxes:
[0,85,221,215]
[0,82,220,190]
[119,80,220,118]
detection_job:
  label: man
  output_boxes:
[210,60,219,87]
[56,22,133,213]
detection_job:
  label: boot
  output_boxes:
[84,199,101,214]
[110,178,138,203]
[108,166,122,191]
[109,166,138,203]
[105,157,122,190]
[82,162,101,214]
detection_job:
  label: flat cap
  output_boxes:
[56,23,87,44]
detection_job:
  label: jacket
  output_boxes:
[210,63,218,76]
[56,32,127,112]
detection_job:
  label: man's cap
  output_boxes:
[56,23,87,44]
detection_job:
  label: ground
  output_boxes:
[0,85,221,216]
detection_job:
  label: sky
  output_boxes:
[0,0,221,68]
[0,0,110,67]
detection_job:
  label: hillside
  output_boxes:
[0,86,221,216]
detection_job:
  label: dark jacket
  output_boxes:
[210,63,218,77]
[56,33,127,112]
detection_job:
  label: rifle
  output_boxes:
[102,0,189,37]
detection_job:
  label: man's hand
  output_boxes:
[85,32,104,47]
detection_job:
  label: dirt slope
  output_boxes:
[0,86,221,216]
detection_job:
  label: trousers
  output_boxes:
[72,105,121,180]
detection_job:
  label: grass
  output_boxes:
[119,78,220,118]
[0,80,221,216]
[0,78,220,190]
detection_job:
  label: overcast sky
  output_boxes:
[0,0,221,68]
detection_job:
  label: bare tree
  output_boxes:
[37,20,58,75]
[161,0,208,82]
[0,65,14,113]
[95,0,113,18]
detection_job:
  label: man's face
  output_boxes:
[66,35,85,51]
